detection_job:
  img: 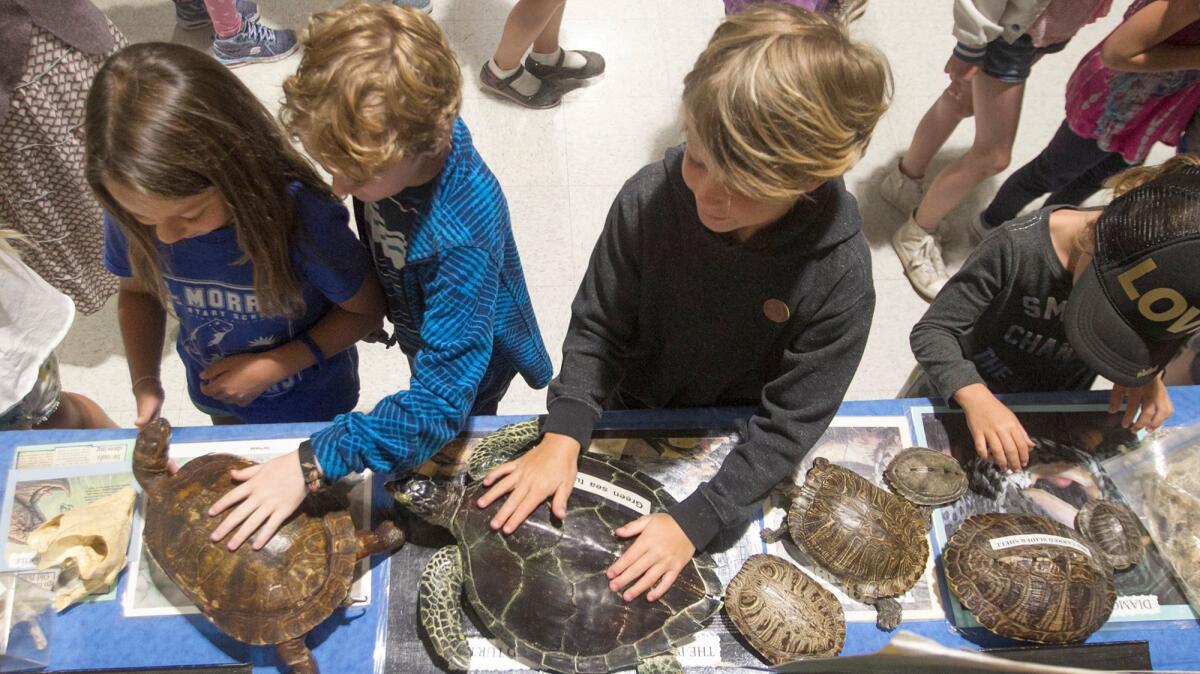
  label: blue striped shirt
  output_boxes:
[310,119,552,480]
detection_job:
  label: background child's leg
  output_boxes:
[980,121,1121,227]
[39,392,118,430]
[493,0,567,70]
[899,80,974,181]
[912,73,1025,232]
[203,0,243,38]
[1043,153,1133,208]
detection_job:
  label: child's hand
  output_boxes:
[208,449,308,551]
[1110,375,1173,431]
[944,54,979,84]
[607,513,695,603]
[132,377,165,429]
[475,433,581,534]
[200,353,289,407]
[955,383,1035,471]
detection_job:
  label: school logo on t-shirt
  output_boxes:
[168,275,299,397]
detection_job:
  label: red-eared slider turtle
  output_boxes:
[725,554,844,664]
[761,458,928,631]
[1075,500,1145,570]
[884,447,967,526]
[944,512,1115,643]
[392,419,722,674]
[132,419,405,674]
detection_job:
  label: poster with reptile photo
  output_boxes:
[911,404,1198,629]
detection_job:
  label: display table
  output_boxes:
[1,388,1198,673]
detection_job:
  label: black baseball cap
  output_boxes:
[1065,166,1200,387]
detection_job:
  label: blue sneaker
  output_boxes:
[174,0,260,31]
[211,20,298,68]
[392,0,433,13]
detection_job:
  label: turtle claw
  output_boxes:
[872,598,902,631]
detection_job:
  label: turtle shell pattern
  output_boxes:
[452,455,722,674]
[140,454,357,645]
[883,447,968,507]
[726,554,844,663]
[1075,500,1145,570]
[788,458,928,600]
[944,513,1115,644]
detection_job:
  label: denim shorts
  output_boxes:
[981,34,1068,83]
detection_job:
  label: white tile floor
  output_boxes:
[69,0,1164,428]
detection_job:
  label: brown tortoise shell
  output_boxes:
[788,458,928,601]
[725,554,844,664]
[883,447,968,507]
[134,421,357,646]
[945,513,1116,644]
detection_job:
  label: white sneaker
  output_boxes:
[879,159,926,215]
[892,215,949,301]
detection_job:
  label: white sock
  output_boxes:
[529,47,587,70]
[488,59,543,97]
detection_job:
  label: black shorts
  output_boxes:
[981,34,1068,83]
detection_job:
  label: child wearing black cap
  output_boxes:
[909,155,1200,471]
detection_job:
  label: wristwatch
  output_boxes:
[297,441,327,493]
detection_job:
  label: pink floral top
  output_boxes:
[1065,0,1200,163]
[724,0,835,14]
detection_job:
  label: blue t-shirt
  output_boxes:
[104,184,370,423]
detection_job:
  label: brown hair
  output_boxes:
[682,3,891,201]
[280,2,462,182]
[85,42,333,317]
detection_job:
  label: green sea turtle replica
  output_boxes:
[133,419,405,674]
[392,419,723,674]
[762,458,929,631]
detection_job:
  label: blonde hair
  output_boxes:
[0,229,31,260]
[682,4,891,201]
[85,43,334,318]
[281,2,462,182]
[1106,153,1200,197]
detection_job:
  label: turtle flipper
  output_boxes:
[760,524,788,544]
[871,597,903,631]
[919,506,933,531]
[637,654,684,674]
[420,546,471,670]
[466,419,542,481]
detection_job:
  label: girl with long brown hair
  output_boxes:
[85,42,384,427]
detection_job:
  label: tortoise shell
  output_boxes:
[726,554,844,663]
[884,447,968,507]
[945,513,1115,644]
[788,458,928,600]
[1075,500,1145,570]
[451,454,721,673]
[134,423,357,646]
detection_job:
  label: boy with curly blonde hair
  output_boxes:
[207,2,553,550]
[477,4,891,603]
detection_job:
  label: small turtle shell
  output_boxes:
[1075,500,1145,570]
[945,513,1115,644]
[726,554,844,664]
[884,447,967,507]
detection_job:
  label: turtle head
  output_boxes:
[392,476,460,527]
[132,417,173,491]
